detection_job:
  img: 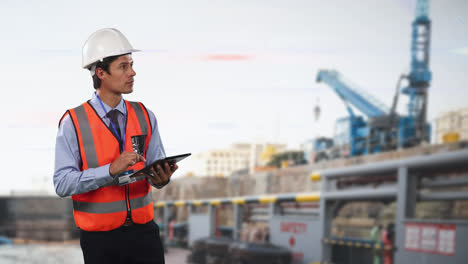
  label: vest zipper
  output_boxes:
[125,185,132,221]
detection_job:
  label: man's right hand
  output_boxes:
[109,151,146,177]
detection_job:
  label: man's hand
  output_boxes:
[143,162,178,187]
[109,151,146,177]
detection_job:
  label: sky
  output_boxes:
[0,0,467,195]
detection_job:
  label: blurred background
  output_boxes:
[0,0,467,263]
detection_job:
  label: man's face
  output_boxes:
[100,54,136,94]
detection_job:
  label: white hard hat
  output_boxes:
[82,28,140,70]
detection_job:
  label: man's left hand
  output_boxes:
[143,162,178,187]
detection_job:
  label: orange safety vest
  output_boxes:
[61,100,154,231]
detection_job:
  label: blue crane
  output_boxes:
[314,0,431,158]
[316,70,395,156]
[398,0,432,146]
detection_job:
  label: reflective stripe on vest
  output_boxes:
[128,101,149,135]
[73,191,153,214]
[74,105,99,168]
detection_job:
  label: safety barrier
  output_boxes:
[323,237,392,251]
[155,192,320,208]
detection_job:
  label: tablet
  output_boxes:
[117,153,191,186]
[135,153,191,176]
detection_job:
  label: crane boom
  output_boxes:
[316,70,389,118]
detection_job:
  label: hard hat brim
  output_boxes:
[82,49,141,69]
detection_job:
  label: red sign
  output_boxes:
[420,224,438,253]
[404,224,420,252]
[280,221,307,263]
[280,222,307,234]
[437,225,456,256]
[404,223,456,256]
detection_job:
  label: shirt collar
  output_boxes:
[90,92,126,118]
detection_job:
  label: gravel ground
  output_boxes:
[0,244,190,264]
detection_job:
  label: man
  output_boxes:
[54,28,176,264]
[382,223,395,264]
[370,224,382,264]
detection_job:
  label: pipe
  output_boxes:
[324,187,397,201]
[418,191,468,201]
[322,149,468,179]
[420,175,468,188]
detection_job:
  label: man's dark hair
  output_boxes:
[90,54,122,89]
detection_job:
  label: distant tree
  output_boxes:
[267,151,306,168]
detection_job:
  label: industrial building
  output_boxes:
[190,142,286,177]
[434,107,468,143]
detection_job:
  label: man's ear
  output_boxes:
[96,68,106,80]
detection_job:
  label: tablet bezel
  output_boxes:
[131,153,191,177]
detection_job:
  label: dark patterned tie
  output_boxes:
[107,109,122,140]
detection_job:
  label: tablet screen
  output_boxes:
[133,153,191,176]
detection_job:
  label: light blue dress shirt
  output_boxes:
[54,93,166,197]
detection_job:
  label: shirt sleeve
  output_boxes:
[53,114,114,197]
[144,109,170,189]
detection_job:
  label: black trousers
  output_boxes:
[80,221,165,264]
